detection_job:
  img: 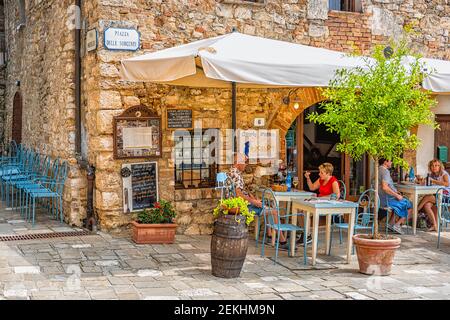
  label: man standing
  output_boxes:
[378,158,412,234]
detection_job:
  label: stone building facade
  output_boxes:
[0,0,5,144]
[2,0,449,233]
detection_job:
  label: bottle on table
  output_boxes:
[408,167,415,182]
[426,173,431,186]
[286,172,292,192]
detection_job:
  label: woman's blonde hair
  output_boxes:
[428,159,444,176]
[319,162,334,175]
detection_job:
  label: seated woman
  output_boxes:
[304,162,341,199]
[418,159,450,232]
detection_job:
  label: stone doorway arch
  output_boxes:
[269,87,325,160]
[12,91,23,144]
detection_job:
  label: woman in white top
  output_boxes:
[418,159,450,232]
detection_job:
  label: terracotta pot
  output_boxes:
[131,221,177,244]
[353,234,401,276]
[226,207,240,215]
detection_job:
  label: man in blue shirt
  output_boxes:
[378,158,412,234]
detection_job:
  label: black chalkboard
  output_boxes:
[167,109,193,129]
[131,162,158,211]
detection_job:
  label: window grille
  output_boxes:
[174,129,220,189]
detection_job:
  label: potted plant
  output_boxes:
[307,36,437,275]
[210,197,255,278]
[131,200,177,244]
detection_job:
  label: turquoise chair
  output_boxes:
[260,188,307,265]
[0,146,33,207]
[23,160,68,225]
[436,187,450,249]
[331,179,347,239]
[0,140,18,164]
[338,179,346,200]
[329,188,377,254]
[215,172,228,200]
[12,155,52,216]
[3,151,41,209]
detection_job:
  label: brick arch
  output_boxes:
[269,87,325,160]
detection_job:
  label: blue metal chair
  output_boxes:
[436,187,450,249]
[0,140,18,164]
[0,146,33,207]
[260,188,307,264]
[216,172,228,200]
[12,155,52,216]
[329,188,377,254]
[331,179,347,236]
[338,179,346,200]
[23,160,68,225]
[2,150,42,209]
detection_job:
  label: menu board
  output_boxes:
[113,105,162,159]
[122,162,158,213]
[167,109,193,129]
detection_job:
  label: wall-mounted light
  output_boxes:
[283,88,302,110]
[383,46,393,59]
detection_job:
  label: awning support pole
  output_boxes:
[232,81,237,153]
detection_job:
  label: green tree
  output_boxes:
[307,40,437,238]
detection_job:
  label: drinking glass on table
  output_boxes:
[292,176,299,190]
[415,175,424,185]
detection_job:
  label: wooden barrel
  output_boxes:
[211,214,249,278]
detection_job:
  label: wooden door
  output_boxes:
[12,92,23,144]
[296,114,304,189]
[435,115,450,171]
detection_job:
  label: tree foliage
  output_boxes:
[307,38,437,238]
[307,40,437,169]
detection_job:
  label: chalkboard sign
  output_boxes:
[122,162,159,213]
[167,109,193,129]
[113,105,162,159]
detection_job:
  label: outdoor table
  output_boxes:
[395,183,441,235]
[255,189,315,202]
[255,188,315,245]
[291,199,358,266]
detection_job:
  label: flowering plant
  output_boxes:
[136,200,177,224]
[213,197,255,226]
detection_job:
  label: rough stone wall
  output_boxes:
[3,0,87,226]
[0,0,5,144]
[4,0,449,233]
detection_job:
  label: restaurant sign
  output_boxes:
[104,27,140,51]
[86,29,98,52]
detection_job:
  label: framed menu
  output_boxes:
[122,162,158,213]
[166,109,193,129]
[113,105,162,159]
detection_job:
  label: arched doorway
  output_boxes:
[286,102,342,188]
[285,102,372,200]
[12,91,23,144]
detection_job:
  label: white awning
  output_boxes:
[120,32,371,88]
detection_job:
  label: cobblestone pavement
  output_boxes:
[1,205,450,300]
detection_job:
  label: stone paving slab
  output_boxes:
[2,205,450,300]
